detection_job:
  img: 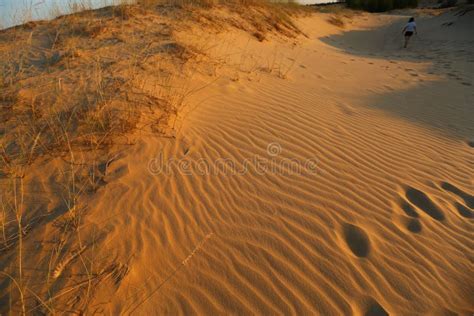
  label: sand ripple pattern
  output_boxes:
[86,14,474,314]
[85,73,474,314]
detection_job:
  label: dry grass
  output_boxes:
[311,4,361,28]
[327,15,346,27]
[0,0,305,175]
[0,6,187,311]
[0,0,304,168]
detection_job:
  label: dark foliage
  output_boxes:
[346,0,418,12]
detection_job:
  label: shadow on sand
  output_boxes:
[319,10,474,143]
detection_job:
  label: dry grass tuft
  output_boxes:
[311,4,361,28]
[327,15,345,27]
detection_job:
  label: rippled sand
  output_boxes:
[2,6,473,314]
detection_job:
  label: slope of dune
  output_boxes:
[1,4,473,315]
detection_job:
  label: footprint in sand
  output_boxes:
[441,182,474,209]
[406,218,422,233]
[454,202,473,218]
[405,187,445,221]
[401,200,419,217]
[343,224,371,258]
[364,300,389,316]
[398,201,422,233]
[404,68,419,77]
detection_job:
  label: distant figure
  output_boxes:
[402,17,417,48]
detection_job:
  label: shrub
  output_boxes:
[346,0,418,12]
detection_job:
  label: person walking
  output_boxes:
[402,17,417,48]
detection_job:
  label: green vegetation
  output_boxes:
[346,0,418,12]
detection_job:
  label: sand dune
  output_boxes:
[1,5,473,315]
[82,9,473,314]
